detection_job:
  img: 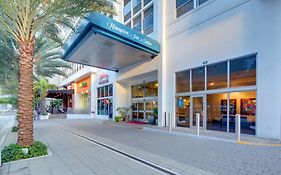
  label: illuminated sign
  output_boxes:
[80,82,88,88]
[99,73,109,84]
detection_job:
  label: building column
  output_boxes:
[156,0,168,127]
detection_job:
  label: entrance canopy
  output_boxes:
[63,13,160,72]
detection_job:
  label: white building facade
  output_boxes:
[58,0,281,140]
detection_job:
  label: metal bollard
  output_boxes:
[235,114,241,142]
[164,112,167,127]
[168,113,172,132]
[196,113,200,136]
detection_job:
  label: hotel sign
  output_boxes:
[107,22,153,47]
[99,73,109,85]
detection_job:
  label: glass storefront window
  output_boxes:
[104,85,108,97]
[230,91,256,135]
[207,93,228,132]
[207,62,227,90]
[109,84,113,96]
[176,96,190,127]
[132,112,138,120]
[100,86,105,98]
[97,87,101,98]
[146,101,152,111]
[152,101,158,109]
[176,70,190,93]
[132,85,138,98]
[154,82,158,96]
[132,102,138,111]
[97,84,113,116]
[192,67,205,91]
[137,84,145,98]
[146,82,153,97]
[230,56,256,87]
[138,102,144,111]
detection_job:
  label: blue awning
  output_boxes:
[63,12,160,72]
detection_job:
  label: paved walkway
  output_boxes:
[54,119,281,175]
[0,122,166,175]
[1,119,281,175]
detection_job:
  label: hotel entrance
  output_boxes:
[132,99,157,121]
[131,81,158,122]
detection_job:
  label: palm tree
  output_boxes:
[34,37,72,78]
[33,78,56,114]
[0,0,115,146]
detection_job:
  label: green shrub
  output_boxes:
[1,141,48,163]
[11,126,19,132]
[114,116,124,122]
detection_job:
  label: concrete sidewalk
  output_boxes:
[56,119,281,175]
[105,121,281,145]
[0,122,167,175]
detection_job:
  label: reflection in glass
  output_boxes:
[124,0,131,15]
[152,101,158,109]
[133,15,142,32]
[176,96,190,127]
[146,101,152,111]
[138,102,144,111]
[176,0,194,18]
[109,84,113,96]
[132,112,138,120]
[192,67,205,91]
[207,62,227,90]
[132,103,138,111]
[198,0,209,5]
[97,88,101,98]
[230,56,256,87]
[153,81,158,96]
[146,82,153,97]
[192,97,203,127]
[138,112,144,120]
[133,0,141,15]
[137,84,145,98]
[207,93,227,131]
[176,70,190,93]
[109,99,113,118]
[230,91,256,135]
[104,85,108,97]
[100,86,104,97]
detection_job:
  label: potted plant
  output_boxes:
[148,107,158,125]
[116,107,130,122]
[153,108,158,125]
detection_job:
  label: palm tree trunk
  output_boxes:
[18,41,34,147]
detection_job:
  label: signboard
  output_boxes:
[80,82,88,88]
[99,73,109,85]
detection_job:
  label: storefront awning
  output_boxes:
[63,12,160,72]
[46,90,74,99]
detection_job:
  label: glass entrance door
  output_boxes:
[191,95,206,129]
[131,99,157,122]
